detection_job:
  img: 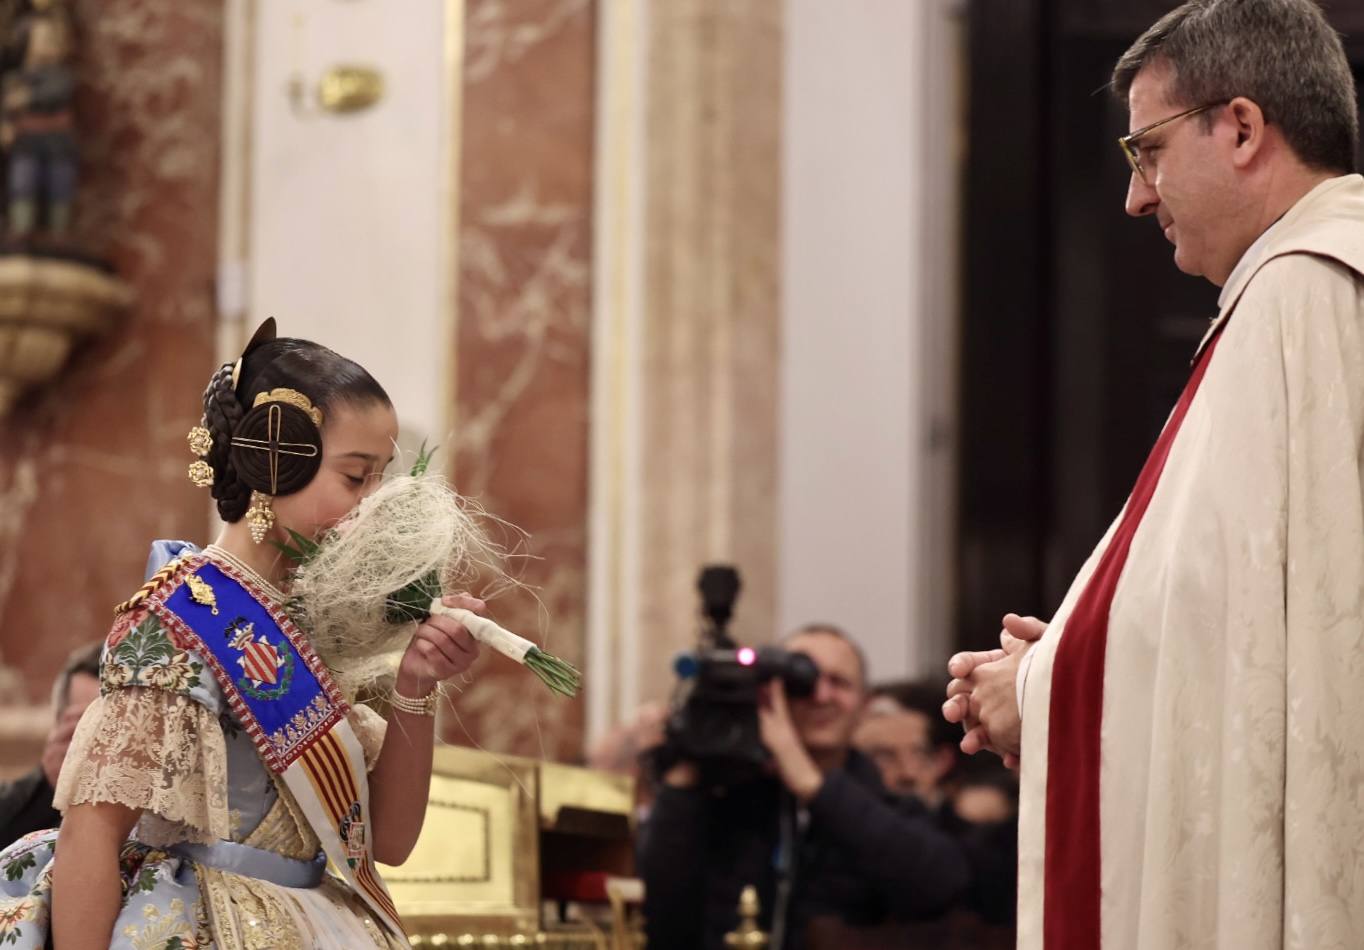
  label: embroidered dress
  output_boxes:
[0,544,403,949]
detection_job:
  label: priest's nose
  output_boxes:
[1126,172,1159,218]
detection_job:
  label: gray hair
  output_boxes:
[781,622,869,690]
[1112,0,1358,174]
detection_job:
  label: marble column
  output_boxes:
[588,0,783,728]
[0,0,222,703]
[448,0,595,760]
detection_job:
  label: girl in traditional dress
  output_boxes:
[0,321,479,948]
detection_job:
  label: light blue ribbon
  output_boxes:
[170,840,327,889]
[146,539,201,579]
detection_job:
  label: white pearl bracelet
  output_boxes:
[390,688,438,717]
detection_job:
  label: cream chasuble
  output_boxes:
[1016,174,1364,950]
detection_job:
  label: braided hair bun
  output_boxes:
[203,361,251,521]
[198,330,392,524]
[228,400,323,495]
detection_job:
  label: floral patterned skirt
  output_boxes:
[0,829,394,949]
[0,829,210,948]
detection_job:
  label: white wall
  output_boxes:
[226,0,458,449]
[779,0,962,679]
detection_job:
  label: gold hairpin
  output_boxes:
[252,388,324,427]
[186,422,214,488]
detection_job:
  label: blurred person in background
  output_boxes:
[856,681,961,810]
[640,623,968,950]
[858,680,1017,933]
[0,641,102,849]
[585,699,668,820]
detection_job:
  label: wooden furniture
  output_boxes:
[379,745,644,948]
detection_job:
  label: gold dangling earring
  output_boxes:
[245,491,276,545]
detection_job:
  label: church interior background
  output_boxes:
[1,0,1362,943]
[0,0,969,765]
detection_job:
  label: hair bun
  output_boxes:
[228,401,324,496]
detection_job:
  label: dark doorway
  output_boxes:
[954,0,1364,651]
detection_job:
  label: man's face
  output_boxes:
[854,707,952,800]
[64,671,100,713]
[1124,61,1244,285]
[784,632,865,756]
[42,671,99,787]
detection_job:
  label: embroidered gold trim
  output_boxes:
[203,545,290,604]
[241,780,319,860]
[269,693,333,756]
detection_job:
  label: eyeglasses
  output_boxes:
[1118,101,1228,185]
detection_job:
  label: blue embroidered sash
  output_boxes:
[144,553,407,943]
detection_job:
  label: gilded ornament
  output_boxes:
[187,425,213,458]
[188,460,215,488]
[246,491,276,545]
[253,388,324,427]
[185,573,220,615]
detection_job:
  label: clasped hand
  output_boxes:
[941,613,1046,770]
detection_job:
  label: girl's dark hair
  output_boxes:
[201,338,391,522]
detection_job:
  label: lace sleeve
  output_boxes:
[53,687,231,846]
[348,702,389,771]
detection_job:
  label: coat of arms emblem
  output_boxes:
[226,617,295,699]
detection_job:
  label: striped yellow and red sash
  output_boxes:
[144,553,408,944]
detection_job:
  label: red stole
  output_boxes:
[1043,331,1224,948]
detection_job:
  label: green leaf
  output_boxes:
[133,864,158,895]
[410,441,438,477]
[384,570,442,625]
[3,850,34,881]
[273,528,322,567]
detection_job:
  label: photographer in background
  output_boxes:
[639,623,969,950]
[0,641,102,849]
[858,681,1018,936]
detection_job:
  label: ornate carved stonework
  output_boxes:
[0,0,221,702]
[0,257,132,414]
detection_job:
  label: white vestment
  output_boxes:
[1017,174,1364,950]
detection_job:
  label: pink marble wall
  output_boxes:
[448,0,594,761]
[0,0,221,701]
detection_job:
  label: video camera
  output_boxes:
[655,565,820,786]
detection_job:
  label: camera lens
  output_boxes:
[780,651,819,698]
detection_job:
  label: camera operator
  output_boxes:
[639,623,969,950]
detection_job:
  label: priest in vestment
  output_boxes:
[944,2,1364,948]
